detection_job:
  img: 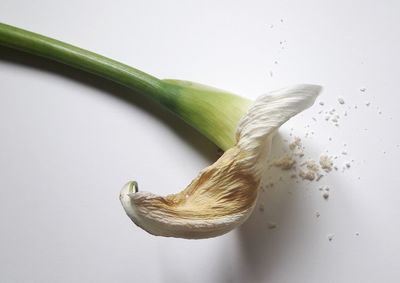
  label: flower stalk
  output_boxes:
[0,22,251,150]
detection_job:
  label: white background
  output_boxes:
[1,1,400,282]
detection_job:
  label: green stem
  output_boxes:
[0,22,252,150]
[0,22,174,108]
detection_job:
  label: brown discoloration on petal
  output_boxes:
[133,147,259,220]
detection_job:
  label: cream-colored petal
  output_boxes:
[120,84,321,239]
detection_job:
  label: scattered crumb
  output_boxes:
[360,88,366,92]
[323,192,329,199]
[299,169,316,181]
[345,162,351,169]
[327,234,334,241]
[355,232,360,236]
[305,160,319,171]
[319,101,325,106]
[338,97,345,104]
[365,101,371,106]
[289,137,301,150]
[272,155,296,170]
[299,160,319,181]
[320,155,333,172]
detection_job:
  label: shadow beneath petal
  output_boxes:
[231,133,315,282]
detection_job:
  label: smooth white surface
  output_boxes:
[1,1,399,282]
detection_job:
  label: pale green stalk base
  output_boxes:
[0,22,251,150]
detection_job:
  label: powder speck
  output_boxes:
[272,156,296,170]
[320,155,333,172]
[299,160,320,181]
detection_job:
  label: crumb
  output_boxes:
[355,232,360,236]
[259,204,265,212]
[319,101,325,106]
[269,71,273,77]
[306,160,320,171]
[299,160,320,181]
[316,174,324,181]
[338,97,345,104]
[342,151,347,155]
[327,234,334,241]
[320,155,333,172]
[323,192,329,199]
[365,101,370,106]
[360,88,366,92]
[289,137,304,156]
[345,162,351,168]
[316,211,320,218]
[289,137,301,150]
[272,155,296,170]
[268,222,277,229]
[299,169,315,181]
